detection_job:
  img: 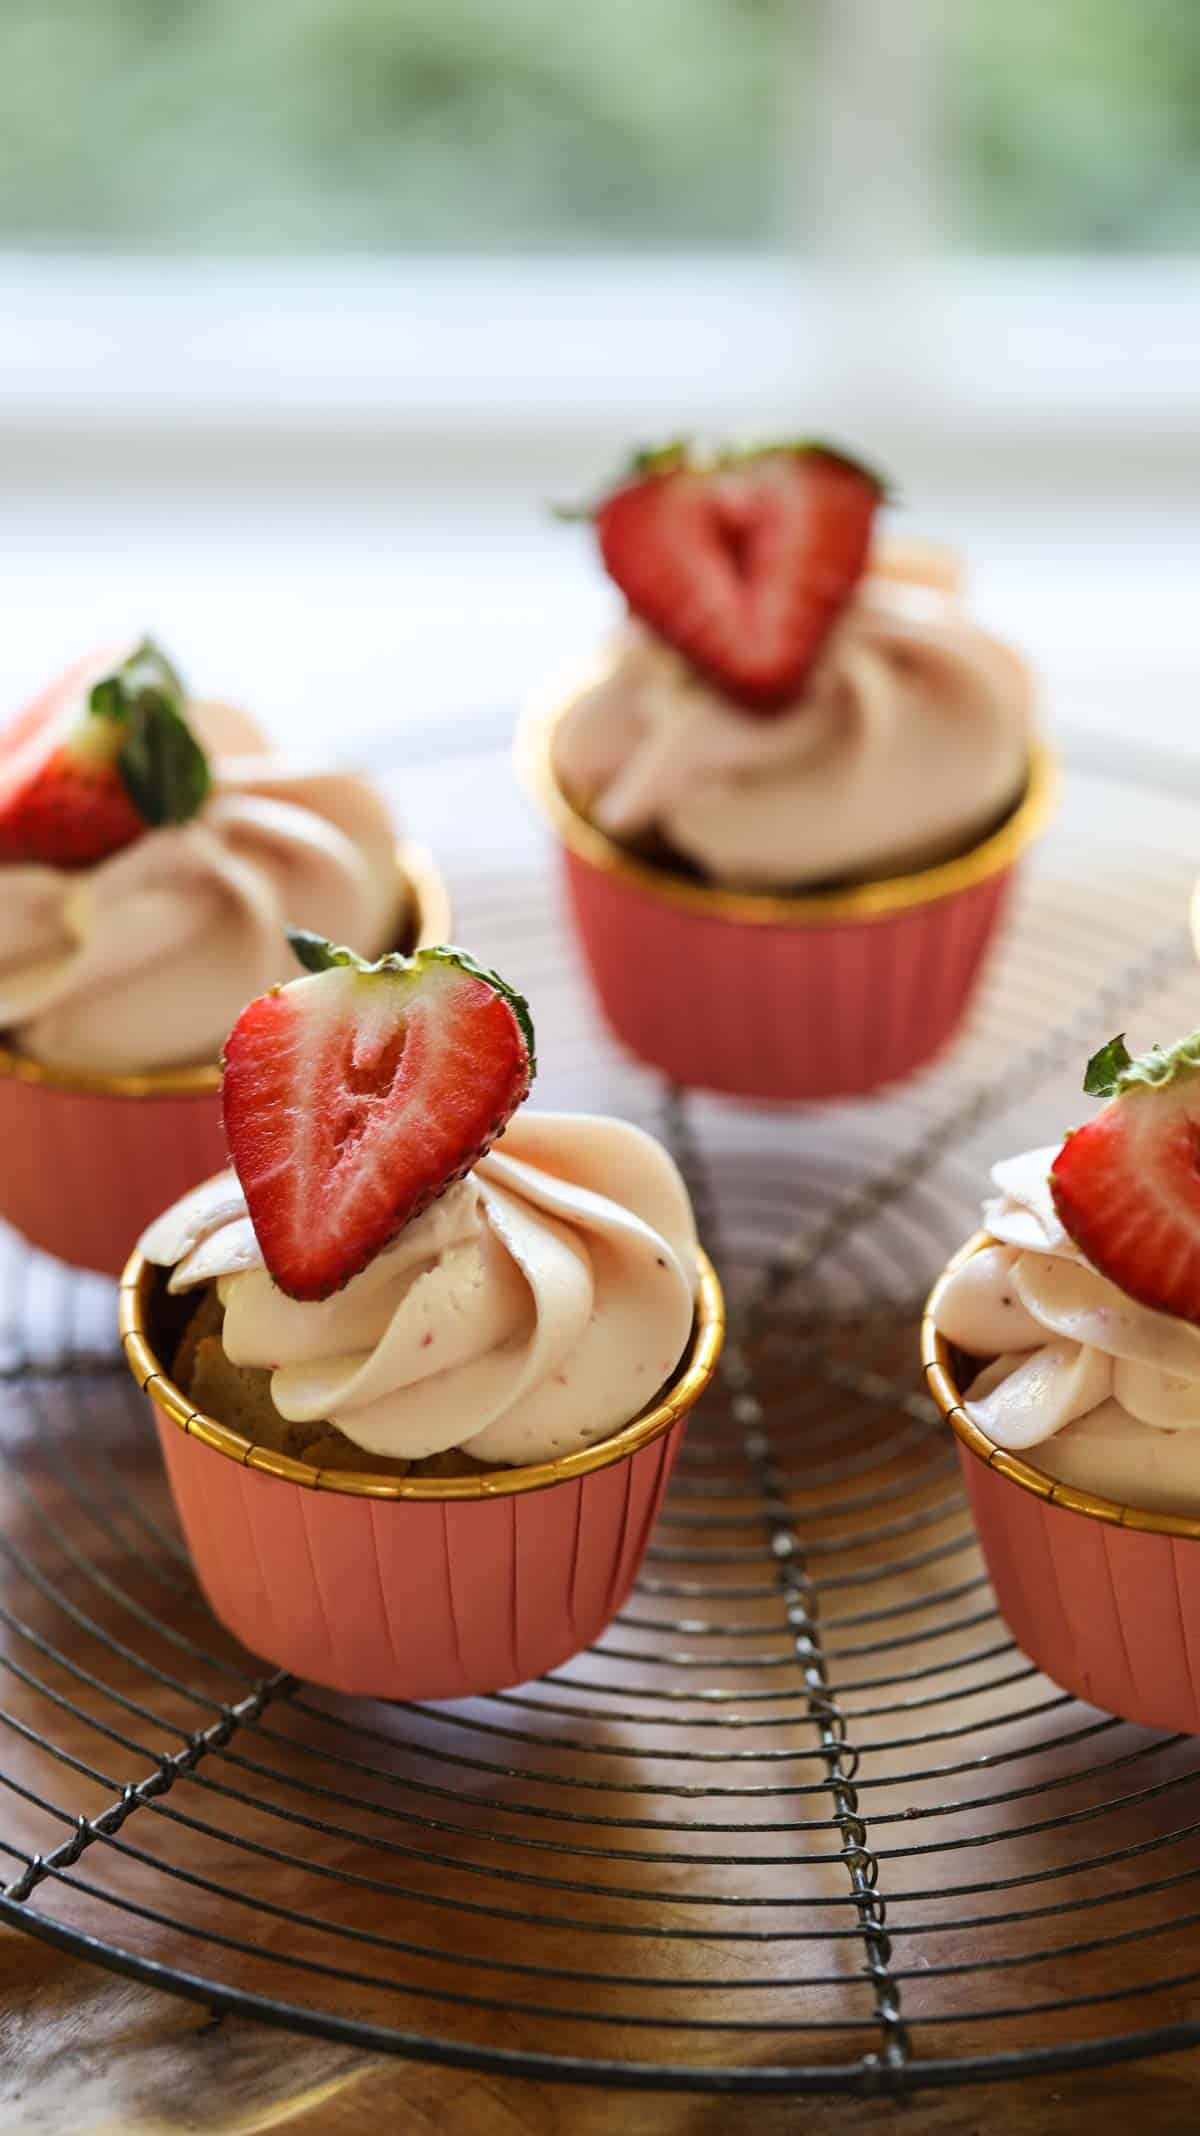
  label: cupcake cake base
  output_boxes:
[122,1248,724,1702]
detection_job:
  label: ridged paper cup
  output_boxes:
[925,1234,1200,1734]
[120,1246,725,1701]
[520,699,1055,1102]
[0,845,451,1279]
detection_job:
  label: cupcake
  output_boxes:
[124,932,723,1700]
[524,439,1052,1101]
[925,1024,1200,1732]
[0,638,448,1275]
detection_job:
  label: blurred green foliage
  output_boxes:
[0,0,1196,251]
[947,0,1200,249]
[0,0,787,248]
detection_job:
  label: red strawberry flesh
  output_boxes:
[595,444,883,712]
[222,941,535,1302]
[0,647,141,868]
[0,637,209,869]
[1051,1036,1200,1326]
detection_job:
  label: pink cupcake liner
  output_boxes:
[0,1074,227,1279]
[523,708,1055,1103]
[926,1234,1200,1735]
[122,1249,724,1702]
[561,844,1015,1101]
[0,844,451,1279]
[151,1408,684,1700]
[958,1448,1200,1733]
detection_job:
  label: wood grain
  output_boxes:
[3,1936,1200,2135]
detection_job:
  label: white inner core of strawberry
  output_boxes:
[292,965,440,1199]
[331,984,411,1160]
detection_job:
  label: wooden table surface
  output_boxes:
[4,1931,1200,2136]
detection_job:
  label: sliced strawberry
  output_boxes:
[222,934,537,1302]
[0,638,210,868]
[591,439,886,712]
[1050,1029,1200,1325]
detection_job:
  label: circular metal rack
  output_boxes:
[4,748,1200,2099]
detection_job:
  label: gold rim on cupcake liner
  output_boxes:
[519,689,1057,928]
[120,1248,725,1502]
[0,843,453,1100]
[923,1230,1200,1543]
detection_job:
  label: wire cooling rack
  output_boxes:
[4,747,1200,2099]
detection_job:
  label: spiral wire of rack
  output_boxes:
[3,751,1200,2096]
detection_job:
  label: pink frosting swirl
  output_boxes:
[935,1147,1200,1516]
[0,682,404,1074]
[140,1112,700,1468]
[553,551,1033,891]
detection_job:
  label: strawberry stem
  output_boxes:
[287,930,363,975]
[286,931,538,1076]
[552,435,893,522]
[91,638,212,828]
[1082,1026,1200,1098]
[1083,1034,1134,1096]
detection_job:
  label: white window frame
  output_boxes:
[1,0,1196,460]
[3,252,1195,453]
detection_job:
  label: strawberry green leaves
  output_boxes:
[0,635,210,868]
[286,931,537,1072]
[1082,1028,1200,1099]
[1082,1033,1136,1097]
[91,638,211,829]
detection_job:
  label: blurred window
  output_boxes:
[946,0,1200,253]
[0,2,791,250]
[0,2,1196,448]
[1,1,1196,255]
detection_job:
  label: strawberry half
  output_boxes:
[1050,1029,1200,1325]
[590,439,887,712]
[222,933,537,1302]
[0,638,211,868]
